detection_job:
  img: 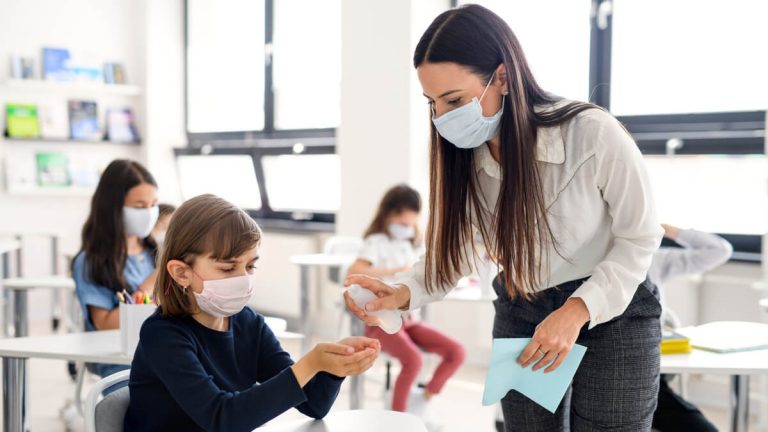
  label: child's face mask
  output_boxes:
[123,206,159,238]
[388,223,415,241]
[191,271,256,318]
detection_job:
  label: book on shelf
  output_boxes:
[68,100,102,141]
[660,327,691,355]
[5,103,40,138]
[39,103,69,139]
[42,47,73,81]
[106,108,139,143]
[11,56,35,79]
[36,152,71,187]
[103,62,126,84]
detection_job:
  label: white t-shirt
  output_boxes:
[358,233,425,283]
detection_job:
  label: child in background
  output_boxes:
[151,203,176,247]
[124,194,380,432]
[72,159,159,379]
[347,184,465,420]
[650,224,732,432]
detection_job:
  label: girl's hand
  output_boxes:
[518,298,590,373]
[343,275,411,326]
[336,336,381,354]
[311,342,378,377]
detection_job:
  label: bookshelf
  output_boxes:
[1,77,144,197]
[2,79,142,97]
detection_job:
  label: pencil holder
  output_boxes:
[120,303,157,356]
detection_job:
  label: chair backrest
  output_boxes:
[323,236,363,283]
[85,369,131,432]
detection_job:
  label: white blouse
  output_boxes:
[396,104,664,329]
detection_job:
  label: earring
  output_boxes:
[502,91,509,95]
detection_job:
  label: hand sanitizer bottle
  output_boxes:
[346,284,403,334]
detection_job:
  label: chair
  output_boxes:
[84,369,131,432]
[322,236,364,336]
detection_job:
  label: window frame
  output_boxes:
[589,0,764,261]
[173,145,337,233]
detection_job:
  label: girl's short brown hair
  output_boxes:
[154,194,262,317]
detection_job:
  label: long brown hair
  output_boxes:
[414,5,598,298]
[363,184,422,246]
[154,194,262,317]
[75,159,157,293]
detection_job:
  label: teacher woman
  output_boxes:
[345,4,664,431]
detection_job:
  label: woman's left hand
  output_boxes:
[518,298,590,373]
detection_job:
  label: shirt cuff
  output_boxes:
[394,276,423,311]
[570,281,609,330]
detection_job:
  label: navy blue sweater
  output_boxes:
[123,307,343,431]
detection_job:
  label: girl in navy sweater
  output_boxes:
[124,194,380,431]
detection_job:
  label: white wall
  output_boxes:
[337,0,448,237]
[0,0,148,279]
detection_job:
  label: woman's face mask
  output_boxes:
[429,70,506,149]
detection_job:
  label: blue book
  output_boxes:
[42,47,73,81]
[68,100,101,141]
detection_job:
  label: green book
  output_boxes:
[36,152,71,187]
[6,104,41,138]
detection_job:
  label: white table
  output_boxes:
[0,330,128,432]
[661,331,768,432]
[1,276,75,338]
[257,409,427,432]
[759,298,768,313]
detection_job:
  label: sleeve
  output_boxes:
[395,230,477,311]
[254,314,343,420]
[141,320,314,432]
[357,236,381,266]
[571,114,664,329]
[650,230,732,285]
[72,254,118,313]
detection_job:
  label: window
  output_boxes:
[174,146,337,232]
[645,155,768,237]
[186,0,265,133]
[176,154,262,210]
[185,0,341,139]
[272,0,341,129]
[611,0,768,116]
[458,0,592,102]
[262,154,341,213]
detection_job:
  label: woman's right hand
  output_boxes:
[343,274,411,326]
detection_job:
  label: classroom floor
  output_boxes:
[4,320,764,432]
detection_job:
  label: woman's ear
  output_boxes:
[167,259,191,288]
[495,63,509,95]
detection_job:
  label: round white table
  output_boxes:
[660,322,768,432]
[257,409,427,432]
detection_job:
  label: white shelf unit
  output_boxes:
[1,78,144,198]
[2,79,142,97]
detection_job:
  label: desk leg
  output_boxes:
[731,375,750,432]
[3,356,27,432]
[51,236,61,331]
[13,290,28,338]
[349,315,365,409]
[300,265,311,355]
[2,253,10,337]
